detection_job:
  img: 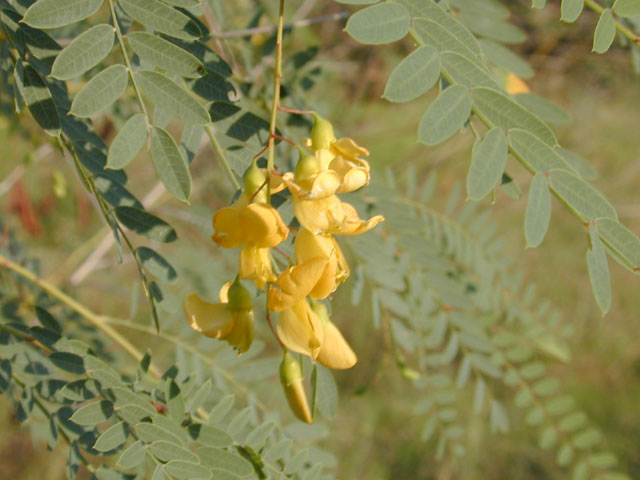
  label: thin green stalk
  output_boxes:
[107,0,150,120]
[265,0,286,202]
[205,125,241,190]
[584,0,640,45]
[0,253,162,378]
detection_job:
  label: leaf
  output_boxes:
[163,0,200,6]
[524,173,552,248]
[490,400,509,433]
[533,0,547,8]
[107,114,148,169]
[547,169,618,221]
[139,71,210,125]
[150,127,192,202]
[441,51,502,90]
[51,25,115,80]
[164,461,211,480]
[135,423,183,445]
[70,65,128,118]
[383,46,441,102]
[93,421,128,452]
[555,147,597,180]
[418,85,471,145]
[197,447,254,477]
[466,127,508,201]
[115,206,177,243]
[50,352,85,374]
[119,0,202,40]
[149,441,199,463]
[593,9,616,54]
[613,0,640,17]
[472,88,557,146]
[246,422,275,449]
[14,62,60,136]
[35,306,61,333]
[187,424,233,448]
[23,0,104,29]
[479,39,533,79]
[459,13,526,45]
[314,365,338,419]
[587,224,612,314]
[345,3,411,45]
[336,0,377,3]
[561,0,584,22]
[137,247,178,283]
[514,93,571,126]
[597,218,640,273]
[127,32,203,78]
[508,128,575,173]
[117,440,146,469]
[70,401,114,426]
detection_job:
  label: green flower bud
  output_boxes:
[310,113,335,151]
[227,277,253,311]
[243,159,266,202]
[280,351,312,423]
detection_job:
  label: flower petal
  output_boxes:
[212,206,245,248]
[225,310,254,354]
[333,201,384,236]
[277,300,324,358]
[330,137,369,159]
[242,203,289,248]
[316,319,357,370]
[292,194,346,235]
[239,244,275,290]
[183,293,234,338]
[268,257,328,311]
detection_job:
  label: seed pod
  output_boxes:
[279,351,313,423]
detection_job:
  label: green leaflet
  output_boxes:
[459,13,527,45]
[139,70,210,125]
[164,460,211,480]
[22,0,103,29]
[508,129,575,173]
[335,0,377,3]
[561,0,584,22]
[597,218,640,273]
[150,127,192,203]
[345,3,411,45]
[69,64,128,118]
[479,39,534,79]
[197,447,254,476]
[524,173,552,248]
[187,424,233,448]
[547,169,618,222]
[107,114,148,170]
[115,206,178,243]
[149,441,199,463]
[383,46,441,103]
[313,365,338,419]
[70,400,114,426]
[472,88,557,146]
[466,127,508,201]
[119,0,202,40]
[613,0,640,17]
[14,62,61,136]
[412,18,482,64]
[587,224,612,315]
[441,51,502,90]
[593,9,616,54]
[449,0,510,19]
[127,32,204,78]
[51,24,114,80]
[136,247,178,283]
[93,421,129,452]
[555,147,597,180]
[533,0,547,8]
[418,85,472,146]
[514,93,571,126]
[163,0,200,6]
[117,440,146,469]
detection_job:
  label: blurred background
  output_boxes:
[1,0,639,478]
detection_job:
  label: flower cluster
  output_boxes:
[184,114,384,422]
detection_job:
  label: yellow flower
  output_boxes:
[327,137,371,194]
[292,193,384,236]
[310,300,357,370]
[183,279,254,354]
[505,72,530,95]
[280,351,313,423]
[283,150,341,200]
[239,244,275,290]
[277,299,325,359]
[268,257,328,312]
[294,228,349,299]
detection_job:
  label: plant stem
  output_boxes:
[205,125,241,190]
[0,253,162,378]
[584,0,640,45]
[266,0,286,202]
[107,0,150,121]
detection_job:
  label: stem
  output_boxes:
[0,253,162,378]
[584,0,640,45]
[266,0,286,202]
[107,0,150,121]
[205,125,241,190]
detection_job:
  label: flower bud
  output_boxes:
[310,114,335,151]
[280,351,313,423]
[295,153,321,182]
[225,309,254,354]
[244,159,267,202]
[227,277,253,311]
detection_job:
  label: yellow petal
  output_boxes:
[506,72,530,95]
[268,257,328,311]
[292,194,347,235]
[242,203,289,248]
[276,300,324,358]
[183,293,234,338]
[316,319,357,370]
[225,309,254,354]
[330,137,369,159]
[334,202,384,236]
[212,206,245,248]
[239,244,275,290]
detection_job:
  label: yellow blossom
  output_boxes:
[183,279,254,354]
[239,244,275,290]
[277,299,325,359]
[268,257,328,312]
[310,300,357,370]
[505,72,530,95]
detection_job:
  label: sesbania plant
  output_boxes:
[1,0,640,478]
[184,113,383,421]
